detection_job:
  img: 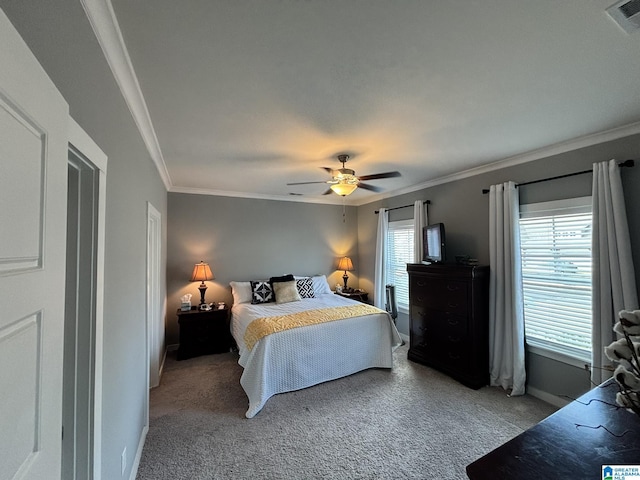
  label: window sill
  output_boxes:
[526,343,590,370]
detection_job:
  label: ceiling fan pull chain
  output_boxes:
[342,196,346,223]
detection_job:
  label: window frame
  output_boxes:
[385,219,414,314]
[519,196,593,366]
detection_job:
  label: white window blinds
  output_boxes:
[386,220,414,312]
[519,197,592,361]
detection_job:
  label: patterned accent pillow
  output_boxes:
[250,281,274,304]
[296,277,315,298]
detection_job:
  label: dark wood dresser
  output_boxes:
[407,263,489,389]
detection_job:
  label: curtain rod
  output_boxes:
[481,159,635,194]
[375,200,430,214]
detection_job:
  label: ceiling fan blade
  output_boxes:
[357,183,383,192]
[357,171,401,181]
[321,167,334,174]
[322,188,333,195]
[287,180,329,186]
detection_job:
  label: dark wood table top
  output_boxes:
[466,379,640,479]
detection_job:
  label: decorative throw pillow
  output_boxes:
[273,280,302,304]
[250,280,274,304]
[269,274,294,285]
[269,274,295,301]
[296,277,315,298]
[230,281,252,304]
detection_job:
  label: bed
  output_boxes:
[230,275,402,418]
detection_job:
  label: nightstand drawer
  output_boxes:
[176,307,231,360]
[335,290,369,303]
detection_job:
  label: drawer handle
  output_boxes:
[447,318,459,326]
[447,303,458,309]
[417,280,426,287]
[448,352,461,360]
[417,296,424,302]
[448,336,461,343]
[447,284,460,291]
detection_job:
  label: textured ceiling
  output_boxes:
[108,0,640,204]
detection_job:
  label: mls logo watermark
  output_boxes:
[603,465,640,480]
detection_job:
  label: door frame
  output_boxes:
[146,202,162,393]
[67,118,107,480]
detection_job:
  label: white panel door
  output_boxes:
[0,7,69,480]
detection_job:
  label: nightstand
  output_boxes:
[335,290,369,303]
[176,306,231,360]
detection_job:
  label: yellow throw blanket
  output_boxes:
[244,304,386,351]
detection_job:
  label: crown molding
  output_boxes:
[80,0,172,190]
[169,185,348,205]
[352,120,640,206]
[171,119,640,207]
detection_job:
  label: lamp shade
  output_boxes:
[330,182,358,196]
[190,261,214,282]
[337,256,354,272]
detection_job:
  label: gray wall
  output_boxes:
[166,193,358,344]
[358,133,640,400]
[1,3,168,479]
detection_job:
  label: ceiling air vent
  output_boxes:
[607,0,640,33]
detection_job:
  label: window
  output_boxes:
[519,196,592,362]
[386,220,414,312]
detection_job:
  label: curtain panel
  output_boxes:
[413,201,427,263]
[591,159,638,384]
[488,181,526,396]
[374,208,389,310]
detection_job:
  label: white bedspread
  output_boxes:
[231,294,402,418]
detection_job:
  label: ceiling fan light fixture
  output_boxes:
[330,181,358,196]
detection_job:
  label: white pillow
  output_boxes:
[311,275,332,295]
[230,281,252,304]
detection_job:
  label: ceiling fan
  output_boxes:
[287,154,401,196]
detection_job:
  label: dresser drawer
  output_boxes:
[441,344,470,371]
[410,278,468,314]
[409,306,432,351]
[436,312,468,335]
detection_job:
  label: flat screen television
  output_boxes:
[423,223,446,263]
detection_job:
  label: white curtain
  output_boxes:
[591,159,638,384]
[374,208,389,309]
[488,181,526,396]
[413,201,427,262]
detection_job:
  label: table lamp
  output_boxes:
[337,256,354,290]
[190,261,214,305]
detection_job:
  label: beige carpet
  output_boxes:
[136,344,556,479]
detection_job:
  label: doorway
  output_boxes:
[62,120,107,480]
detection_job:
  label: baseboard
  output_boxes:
[158,348,167,381]
[526,385,571,409]
[129,424,149,480]
[156,344,179,385]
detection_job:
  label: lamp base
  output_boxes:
[198,282,207,305]
[343,272,349,289]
